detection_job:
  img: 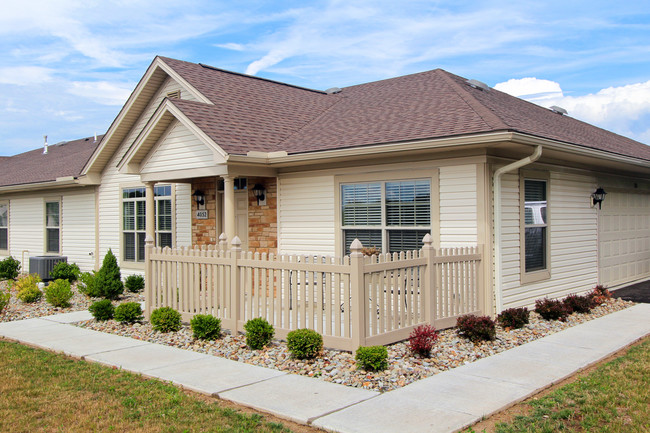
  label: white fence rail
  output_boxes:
[145,234,483,351]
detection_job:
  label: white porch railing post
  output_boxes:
[422,233,436,324]
[230,236,242,334]
[349,239,366,351]
[144,235,154,319]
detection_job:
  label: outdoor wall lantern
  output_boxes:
[591,187,607,209]
[252,183,266,205]
[192,190,205,208]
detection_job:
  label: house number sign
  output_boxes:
[195,210,208,219]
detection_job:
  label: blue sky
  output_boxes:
[1,0,650,155]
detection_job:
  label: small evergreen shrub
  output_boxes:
[535,298,570,321]
[407,324,438,357]
[0,290,10,313]
[44,279,73,308]
[243,317,275,350]
[286,328,323,359]
[89,299,114,321]
[114,302,143,324]
[355,346,388,371]
[456,314,497,342]
[49,261,80,282]
[563,294,595,314]
[150,306,182,332]
[95,249,124,299]
[497,307,530,329]
[125,274,145,293]
[15,274,42,303]
[78,271,101,297]
[589,285,611,304]
[0,256,21,280]
[190,314,221,340]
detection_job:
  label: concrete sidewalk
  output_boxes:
[1,304,648,433]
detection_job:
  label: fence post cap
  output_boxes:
[231,236,242,248]
[422,233,433,246]
[145,235,154,246]
[350,238,363,256]
[219,232,228,242]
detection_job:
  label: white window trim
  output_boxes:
[119,183,176,269]
[44,198,62,255]
[520,171,551,284]
[335,169,438,256]
[0,201,9,253]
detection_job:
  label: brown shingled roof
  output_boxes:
[0,136,101,187]
[161,57,650,162]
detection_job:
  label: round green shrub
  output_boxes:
[49,261,80,282]
[190,314,221,340]
[89,299,114,321]
[150,306,182,332]
[124,274,145,293]
[45,279,73,308]
[95,249,124,299]
[114,302,143,324]
[355,346,388,371]
[15,274,42,303]
[0,290,10,313]
[0,256,21,280]
[286,328,323,359]
[243,317,274,350]
[78,271,101,297]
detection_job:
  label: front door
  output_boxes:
[235,191,248,250]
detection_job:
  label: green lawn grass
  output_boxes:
[469,338,650,433]
[0,340,301,433]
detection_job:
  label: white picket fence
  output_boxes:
[144,234,483,351]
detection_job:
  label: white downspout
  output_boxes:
[493,145,542,313]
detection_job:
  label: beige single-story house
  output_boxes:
[2,56,649,314]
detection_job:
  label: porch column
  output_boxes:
[145,182,156,246]
[223,175,235,241]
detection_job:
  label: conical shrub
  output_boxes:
[95,249,124,300]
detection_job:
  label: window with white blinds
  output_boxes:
[122,185,172,262]
[0,203,7,251]
[45,201,60,253]
[341,179,431,255]
[524,179,547,272]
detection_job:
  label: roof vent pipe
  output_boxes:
[43,135,48,155]
[493,145,542,313]
[94,133,97,143]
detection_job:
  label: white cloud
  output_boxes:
[495,77,650,144]
[0,66,54,86]
[216,42,246,51]
[68,81,134,106]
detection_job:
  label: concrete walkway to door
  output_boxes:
[0,304,648,433]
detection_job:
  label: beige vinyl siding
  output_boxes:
[140,121,220,174]
[61,192,96,272]
[278,175,336,256]
[439,164,477,247]
[500,171,599,308]
[175,182,192,248]
[98,76,196,271]
[8,197,43,272]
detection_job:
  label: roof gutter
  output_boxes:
[0,177,81,193]
[493,145,542,313]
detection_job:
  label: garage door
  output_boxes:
[599,191,650,286]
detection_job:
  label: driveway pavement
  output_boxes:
[611,280,650,303]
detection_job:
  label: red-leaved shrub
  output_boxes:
[535,298,570,321]
[563,294,596,314]
[456,314,496,342]
[589,285,611,304]
[407,324,438,357]
[497,307,530,329]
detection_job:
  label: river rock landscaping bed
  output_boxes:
[0,278,143,322]
[73,297,633,392]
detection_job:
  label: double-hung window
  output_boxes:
[45,201,60,253]
[341,179,431,255]
[523,178,549,277]
[0,203,7,251]
[122,185,172,262]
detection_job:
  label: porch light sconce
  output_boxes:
[252,183,266,205]
[192,190,205,208]
[591,187,607,209]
